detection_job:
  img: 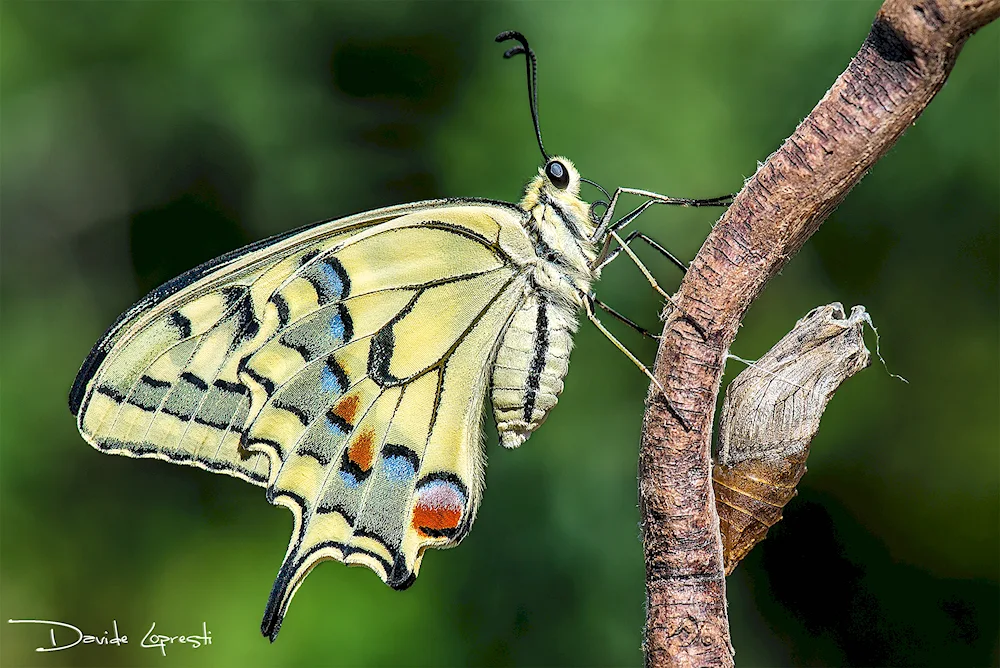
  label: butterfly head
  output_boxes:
[519,155,593,231]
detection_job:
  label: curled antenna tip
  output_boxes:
[494,30,548,162]
[495,30,528,44]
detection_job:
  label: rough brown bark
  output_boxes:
[637,1,1000,666]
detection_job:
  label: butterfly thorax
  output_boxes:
[517,157,599,304]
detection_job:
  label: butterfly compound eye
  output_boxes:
[545,160,570,190]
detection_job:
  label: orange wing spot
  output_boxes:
[332,394,360,424]
[411,479,465,537]
[347,430,375,471]
[413,505,462,535]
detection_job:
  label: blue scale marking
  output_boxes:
[383,456,416,483]
[329,311,345,342]
[339,470,361,489]
[321,364,344,394]
[326,416,348,436]
[321,262,345,300]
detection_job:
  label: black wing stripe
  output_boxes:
[140,375,171,389]
[214,379,251,396]
[270,293,291,329]
[169,311,193,338]
[239,356,276,396]
[273,401,311,427]
[180,372,208,391]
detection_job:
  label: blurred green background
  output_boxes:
[2,2,997,666]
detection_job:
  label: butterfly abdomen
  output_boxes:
[490,291,577,448]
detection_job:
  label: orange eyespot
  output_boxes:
[411,475,468,538]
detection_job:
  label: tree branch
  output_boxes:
[637,1,1000,666]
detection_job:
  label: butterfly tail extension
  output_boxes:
[259,488,417,642]
[261,510,310,642]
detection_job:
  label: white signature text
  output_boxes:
[7,619,212,656]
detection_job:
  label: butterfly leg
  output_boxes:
[590,293,659,340]
[582,293,691,431]
[607,229,671,301]
[583,293,663,391]
[588,187,728,338]
[591,227,707,339]
[606,229,708,340]
[591,186,733,242]
[592,200,657,267]
[591,228,689,339]
[594,230,687,275]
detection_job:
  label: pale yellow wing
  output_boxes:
[70,199,533,639]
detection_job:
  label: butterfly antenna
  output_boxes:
[496,30,549,162]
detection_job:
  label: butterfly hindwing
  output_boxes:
[258,255,527,637]
[71,201,533,635]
